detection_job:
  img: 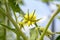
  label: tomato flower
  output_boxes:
[18,10,42,27]
[23,10,41,26]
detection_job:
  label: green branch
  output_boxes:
[0,24,16,33]
[4,0,28,40]
[39,7,60,40]
[14,12,18,23]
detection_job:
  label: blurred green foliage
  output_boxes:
[0,0,24,40]
[8,0,21,12]
[56,35,60,40]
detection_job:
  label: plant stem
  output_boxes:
[17,34,20,40]
[34,23,41,35]
[4,0,28,40]
[3,17,7,40]
[0,24,16,33]
[39,7,60,40]
[14,12,18,23]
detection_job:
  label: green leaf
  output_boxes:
[16,0,24,5]
[30,27,38,40]
[8,0,25,17]
[56,35,60,40]
[8,0,20,12]
[8,0,24,13]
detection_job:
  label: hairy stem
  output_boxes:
[39,7,60,40]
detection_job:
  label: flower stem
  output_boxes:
[39,7,60,40]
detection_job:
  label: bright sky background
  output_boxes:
[20,0,52,26]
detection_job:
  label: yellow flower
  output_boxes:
[23,10,40,26]
[18,10,42,27]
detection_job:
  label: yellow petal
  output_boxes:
[29,13,36,19]
[23,10,37,26]
[32,22,35,24]
[27,21,31,26]
[33,15,36,19]
[24,13,28,19]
